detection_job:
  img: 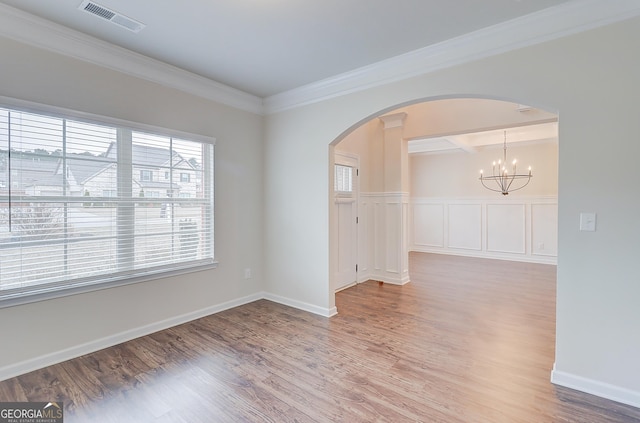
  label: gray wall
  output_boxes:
[0,37,264,376]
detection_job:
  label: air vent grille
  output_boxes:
[78,1,145,33]
[83,2,115,20]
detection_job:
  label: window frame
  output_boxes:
[334,163,354,195]
[140,169,153,182]
[0,96,217,309]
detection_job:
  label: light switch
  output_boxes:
[579,212,596,232]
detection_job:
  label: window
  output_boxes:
[334,164,353,193]
[179,193,191,198]
[180,173,190,182]
[0,104,215,306]
[165,171,169,180]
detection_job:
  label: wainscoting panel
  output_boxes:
[413,203,444,247]
[411,197,557,264]
[360,193,410,285]
[358,201,371,278]
[402,202,409,275]
[487,204,526,254]
[532,203,558,257]
[448,204,482,251]
[386,202,401,273]
[373,200,383,271]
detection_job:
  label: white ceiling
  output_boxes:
[0,0,573,97]
[408,122,558,155]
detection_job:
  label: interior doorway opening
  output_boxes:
[330,97,558,293]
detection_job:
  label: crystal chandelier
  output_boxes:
[479,131,532,195]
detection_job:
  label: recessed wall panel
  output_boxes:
[448,204,482,250]
[413,203,444,247]
[386,202,401,273]
[487,204,526,254]
[532,203,558,256]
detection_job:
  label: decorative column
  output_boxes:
[372,113,410,285]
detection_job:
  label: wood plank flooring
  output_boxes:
[1,252,639,422]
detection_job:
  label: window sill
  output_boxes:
[0,261,219,309]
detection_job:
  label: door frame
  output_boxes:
[333,151,360,292]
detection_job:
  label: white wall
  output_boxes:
[0,37,264,378]
[265,18,640,407]
[410,142,558,264]
[411,142,558,197]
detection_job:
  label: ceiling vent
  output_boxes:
[78,1,145,33]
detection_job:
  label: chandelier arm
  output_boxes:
[504,175,532,193]
[508,176,532,192]
[505,174,517,192]
[500,177,508,193]
[496,176,505,193]
[479,177,506,193]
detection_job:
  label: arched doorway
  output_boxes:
[330,97,558,296]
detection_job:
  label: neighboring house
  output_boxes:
[0,152,60,196]
[97,142,198,199]
[62,156,115,198]
[0,143,199,199]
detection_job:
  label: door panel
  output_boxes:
[334,153,358,291]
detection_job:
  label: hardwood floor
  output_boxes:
[1,252,639,422]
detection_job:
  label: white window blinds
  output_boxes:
[0,106,214,304]
[334,164,353,193]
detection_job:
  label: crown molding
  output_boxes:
[2,1,639,117]
[263,0,640,114]
[0,3,263,115]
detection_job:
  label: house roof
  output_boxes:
[63,155,114,185]
[104,142,186,169]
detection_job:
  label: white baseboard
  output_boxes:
[335,282,357,293]
[0,292,263,382]
[551,364,640,409]
[357,272,371,284]
[262,292,338,317]
[411,246,557,265]
[0,290,341,382]
[376,278,410,286]
[365,272,410,286]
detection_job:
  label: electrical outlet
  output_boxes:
[244,268,252,279]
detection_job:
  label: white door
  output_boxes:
[334,153,359,291]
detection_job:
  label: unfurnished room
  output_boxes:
[0,1,639,422]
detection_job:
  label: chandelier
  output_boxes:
[479,131,532,195]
